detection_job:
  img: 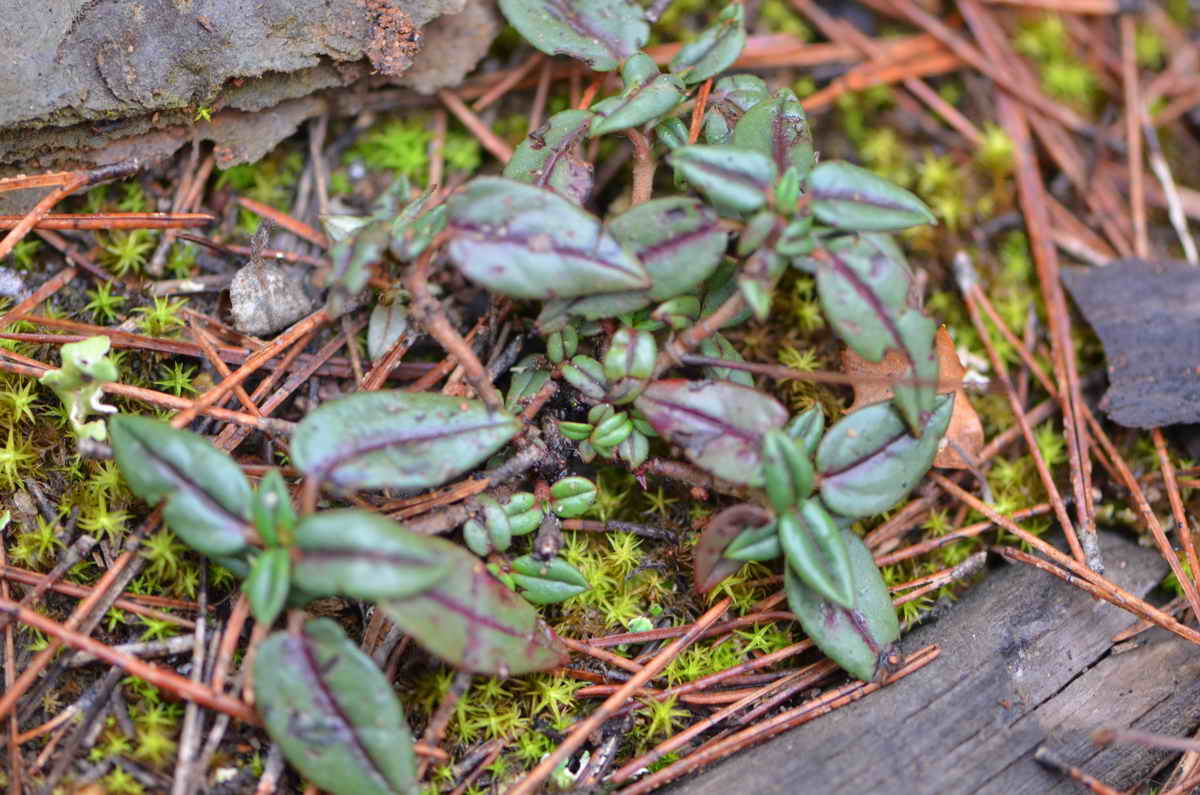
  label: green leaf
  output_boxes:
[255,618,417,795]
[252,468,297,548]
[784,530,900,682]
[703,74,769,145]
[784,405,825,457]
[291,391,520,492]
[109,415,253,558]
[778,499,854,608]
[723,519,781,562]
[697,333,754,387]
[591,53,685,136]
[446,177,649,299]
[505,356,552,414]
[503,109,595,204]
[693,503,773,592]
[668,145,776,214]
[291,510,449,600]
[732,89,814,179]
[327,218,389,318]
[670,2,747,85]
[635,380,788,486]
[497,0,648,72]
[761,429,814,513]
[608,197,728,301]
[379,542,569,675]
[560,354,608,400]
[809,161,935,231]
[817,394,953,518]
[816,234,938,432]
[510,555,589,604]
[245,548,290,627]
[550,476,597,518]
[389,197,446,262]
[535,196,728,324]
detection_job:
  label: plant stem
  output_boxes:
[405,242,505,411]
[627,129,655,206]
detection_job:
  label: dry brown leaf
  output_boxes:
[841,327,984,469]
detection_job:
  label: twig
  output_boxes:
[1143,118,1198,263]
[688,79,713,145]
[1,514,21,795]
[0,516,155,724]
[172,566,208,795]
[168,308,330,429]
[1033,746,1121,795]
[416,670,472,780]
[438,89,514,163]
[237,196,327,248]
[1121,14,1148,258]
[0,212,213,230]
[617,645,940,794]
[0,597,256,724]
[935,474,1200,646]
[405,241,504,410]
[0,159,139,261]
[955,252,1083,563]
[64,635,197,668]
[510,598,731,795]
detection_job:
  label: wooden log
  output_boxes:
[675,531,1200,793]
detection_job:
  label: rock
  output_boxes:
[0,0,499,173]
[229,259,316,337]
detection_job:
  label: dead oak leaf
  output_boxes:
[841,326,984,469]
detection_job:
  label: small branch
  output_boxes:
[405,242,505,411]
[0,597,257,725]
[653,292,746,379]
[626,128,656,206]
[509,597,731,795]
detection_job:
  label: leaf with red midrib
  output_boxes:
[379,541,568,676]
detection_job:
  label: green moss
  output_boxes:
[346,118,432,183]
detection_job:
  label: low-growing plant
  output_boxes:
[33,1,959,790]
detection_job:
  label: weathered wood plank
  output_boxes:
[674,532,1200,794]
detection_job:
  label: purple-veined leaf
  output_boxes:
[809,160,935,231]
[694,503,773,593]
[816,234,938,432]
[670,2,747,85]
[732,88,815,179]
[497,0,648,72]
[667,145,776,214]
[817,393,953,518]
[291,391,520,492]
[379,541,569,675]
[703,74,769,145]
[254,618,417,795]
[608,197,728,301]
[784,529,900,682]
[291,510,450,600]
[446,177,650,299]
[108,415,253,558]
[635,379,788,486]
[590,53,685,136]
[777,499,853,608]
[530,196,728,324]
[503,109,595,205]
